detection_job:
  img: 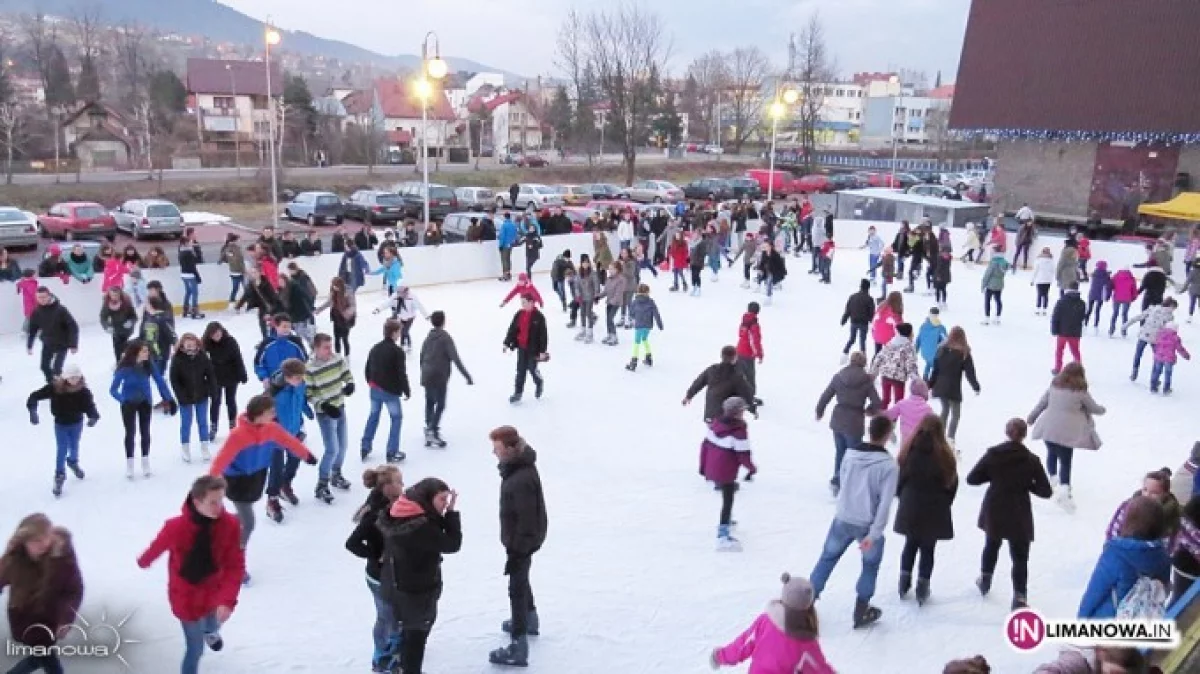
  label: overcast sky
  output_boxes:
[223,0,971,84]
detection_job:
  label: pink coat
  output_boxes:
[102,258,130,292]
[989,227,1007,252]
[1110,270,1138,303]
[1153,328,1190,365]
[16,277,37,317]
[871,305,900,346]
[715,606,835,674]
[884,395,933,441]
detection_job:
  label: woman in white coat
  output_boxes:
[1027,362,1106,513]
[1030,247,1056,316]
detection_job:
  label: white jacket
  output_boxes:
[616,219,635,242]
[377,290,428,321]
[1031,255,1056,284]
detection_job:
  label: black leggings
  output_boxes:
[210,382,239,429]
[112,330,132,362]
[121,401,152,458]
[400,318,414,349]
[981,536,1030,595]
[719,482,737,525]
[690,267,702,288]
[900,536,938,580]
[1036,283,1050,309]
[333,323,351,356]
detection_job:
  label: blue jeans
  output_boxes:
[182,277,199,313]
[809,519,885,602]
[228,274,244,303]
[923,360,935,381]
[843,323,868,354]
[361,388,402,458]
[868,254,880,279]
[1110,301,1131,334]
[266,447,301,496]
[1150,361,1175,391]
[1044,441,1074,486]
[53,421,83,474]
[367,575,400,666]
[672,269,686,288]
[1131,339,1151,378]
[180,613,219,674]
[179,401,210,445]
[831,431,859,485]
[316,412,348,480]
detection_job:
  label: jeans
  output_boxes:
[762,272,775,298]
[939,399,962,439]
[843,322,868,354]
[605,303,619,335]
[552,279,567,308]
[424,384,447,431]
[228,274,244,303]
[6,655,63,674]
[399,318,414,349]
[38,345,68,383]
[179,400,211,445]
[53,422,83,475]
[506,552,536,637]
[900,536,937,580]
[182,277,199,313]
[819,256,832,282]
[1054,336,1081,372]
[1191,293,1199,318]
[180,613,220,674]
[981,537,1030,596]
[1085,299,1104,326]
[1013,242,1032,269]
[831,431,859,485]
[868,254,880,279]
[1044,441,1074,486]
[690,267,702,288]
[809,519,885,602]
[499,247,512,276]
[984,289,1003,317]
[1150,361,1175,391]
[266,447,301,496]
[514,350,543,396]
[121,401,152,458]
[210,382,239,431]
[316,413,348,480]
[1132,339,1150,377]
[362,388,402,459]
[1035,283,1050,309]
[1110,301,1131,334]
[671,269,686,289]
[367,575,400,666]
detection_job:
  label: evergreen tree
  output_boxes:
[44,46,75,108]
[547,85,573,148]
[147,70,186,133]
[653,95,683,146]
[76,54,101,102]
[283,74,317,134]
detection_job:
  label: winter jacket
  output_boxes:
[1077,237,1092,261]
[139,311,177,361]
[208,414,312,502]
[110,361,173,406]
[668,238,689,270]
[871,304,901,346]
[178,246,202,282]
[168,350,218,406]
[699,415,756,485]
[364,339,411,397]
[1056,248,1079,287]
[842,290,875,326]
[884,395,934,443]
[0,258,20,282]
[27,380,99,426]
[966,441,1053,542]
[237,278,281,318]
[371,257,404,289]
[299,238,323,256]
[1050,291,1087,338]
[835,444,899,541]
[1188,266,1200,296]
[497,217,519,249]
[25,298,79,350]
[1031,255,1056,285]
[381,290,427,322]
[603,272,628,306]
[869,335,920,382]
[267,374,311,436]
[419,328,471,388]
[1153,327,1190,365]
[377,497,463,596]
[550,256,575,284]
[688,237,709,270]
[571,269,601,304]
[629,294,663,330]
[339,251,370,290]
[1125,305,1175,344]
[253,334,308,381]
[1111,269,1138,303]
[502,276,545,307]
[66,252,93,282]
[816,364,882,438]
[1138,268,1169,305]
[203,334,248,387]
[1088,265,1112,302]
[928,346,980,402]
[38,255,69,280]
[1028,386,1106,451]
[100,298,138,337]
[0,530,83,648]
[1077,537,1171,619]
[222,242,246,275]
[304,353,353,411]
[1172,454,1198,505]
[283,278,315,324]
[136,499,244,622]
[345,488,391,581]
[914,319,947,363]
[980,256,1009,291]
[759,250,787,282]
[686,362,757,421]
[932,255,951,286]
[736,312,762,359]
[503,308,549,355]
[499,446,548,556]
[713,607,835,674]
[893,434,958,541]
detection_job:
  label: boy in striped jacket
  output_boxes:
[305,333,355,503]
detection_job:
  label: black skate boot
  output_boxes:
[204,631,224,652]
[644,354,653,367]
[852,598,882,629]
[975,573,992,597]
[314,480,334,504]
[625,358,638,371]
[898,572,911,598]
[52,471,66,497]
[1012,594,1028,611]
[385,451,406,463]
[488,636,529,667]
[330,472,352,490]
[915,578,930,606]
[534,378,544,399]
[430,429,447,448]
[266,497,284,523]
[424,427,436,448]
[501,609,540,636]
[66,461,85,479]
[509,392,522,404]
[280,483,299,506]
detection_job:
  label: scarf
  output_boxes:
[179,500,218,585]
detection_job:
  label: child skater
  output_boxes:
[879,246,897,300]
[818,237,835,284]
[170,333,218,464]
[1187,260,1200,324]
[710,573,835,673]
[699,396,756,552]
[869,322,920,409]
[571,257,601,344]
[499,272,544,309]
[730,232,758,289]
[27,363,100,497]
[111,340,177,479]
[668,231,690,293]
[602,261,628,345]
[617,247,638,327]
[16,268,37,334]
[689,230,709,296]
[264,359,314,522]
[1030,247,1055,315]
[1151,322,1190,395]
[376,286,428,352]
[915,307,947,380]
[883,379,934,447]
[625,284,663,371]
[1086,260,1113,333]
[932,251,951,309]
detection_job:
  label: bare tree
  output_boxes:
[114,22,153,168]
[724,47,771,154]
[685,51,728,143]
[792,12,836,172]
[554,9,595,164]
[71,4,105,101]
[0,103,29,185]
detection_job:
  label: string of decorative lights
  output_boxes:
[952,128,1200,144]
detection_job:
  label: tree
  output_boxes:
[792,12,836,172]
[45,46,75,108]
[652,94,683,147]
[71,4,104,102]
[77,55,101,102]
[546,85,573,150]
[283,74,318,163]
[147,70,186,132]
[724,46,771,153]
[679,74,700,141]
[686,51,729,143]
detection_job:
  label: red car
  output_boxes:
[517,155,548,168]
[855,172,900,188]
[38,202,117,240]
[795,174,834,194]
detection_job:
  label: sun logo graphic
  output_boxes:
[6,608,141,670]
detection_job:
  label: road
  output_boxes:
[7,152,750,186]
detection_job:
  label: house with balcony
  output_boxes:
[342,78,458,157]
[186,58,283,160]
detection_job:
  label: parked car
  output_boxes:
[627,180,683,203]
[909,170,943,184]
[907,184,963,200]
[795,174,834,194]
[439,212,483,242]
[454,187,495,212]
[578,183,630,201]
[702,144,725,155]
[38,202,117,240]
[112,199,185,240]
[893,173,922,189]
[495,184,563,210]
[726,177,762,200]
[828,173,865,191]
[284,191,344,225]
[682,178,735,200]
[939,172,965,188]
[854,172,900,188]
[552,185,593,206]
[0,207,39,249]
[517,155,549,168]
[391,182,459,221]
[344,190,411,225]
[744,169,799,197]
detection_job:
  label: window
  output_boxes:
[835,89,843,97]
[214,96,235,110]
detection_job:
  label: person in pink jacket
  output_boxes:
[711,573,834,674]
[871,292,903,356]
[1150,322,1190,394]
[102,256,131,293]
[1108,266,1138,337]
[884,379,933,445]
[988,221,1007,255]
[16,269,38,331]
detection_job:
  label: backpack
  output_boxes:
[1114,576,1168,619]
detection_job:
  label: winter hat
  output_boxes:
[910,379,929,399]
[518,272,530,283]
[48,244,62,256]
[1095,260,1108,271]
[747,302,760,314]
[563,249,571,258]
[1189,441,1200,463]
[778,573,815,611]
[62,364,83,380]
[722,396,747,416]
[929,306,940,316]
[897,323,913,338]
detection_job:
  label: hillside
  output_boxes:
[0,0,519,77]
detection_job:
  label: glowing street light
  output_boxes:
[767,85,800,202]
[264,21,282,224]
[417,32,447,226]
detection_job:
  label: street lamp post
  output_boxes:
[264,22,282,225]
[226,64,240,177]
[889,75,902,189]
[766,87,800,204]
[415,32,448,227]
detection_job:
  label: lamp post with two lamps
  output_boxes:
[413,32,448,226]
[766,86,800,203]
[889,74,903,189]
[264,22,282,225]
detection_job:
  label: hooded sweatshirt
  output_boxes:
[1110,269,1138,303]
[834,444,899,541]
[1077,536,1171,618]
[914,318,946,363]
[1088,262,1112,302]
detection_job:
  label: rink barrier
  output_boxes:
[0,233,595,336]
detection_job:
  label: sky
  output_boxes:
[222,0,972,84]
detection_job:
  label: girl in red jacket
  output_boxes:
[668,231,690,292]
[139,475,245,674]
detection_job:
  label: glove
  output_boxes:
[87,416,99,427]
[304,452,318,466]
[297,430,307,443]
[743,469,756,482]
[320,402,342,419]
[28,409,39,425]
[342,382,355,397]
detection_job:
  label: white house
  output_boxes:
[186,58,283,151]
[342,78,458,153]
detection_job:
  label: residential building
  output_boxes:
[9,76,46,106]
[466,90,542,153]
[861,94,949,145]
[61,102,133,170]
[342,78,458,155]
[186,58,283,152]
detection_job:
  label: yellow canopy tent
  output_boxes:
[1138,192,1200,221]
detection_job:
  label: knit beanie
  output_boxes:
[722,396,747,416]
[910,379,929,399]
[779,573,814,611]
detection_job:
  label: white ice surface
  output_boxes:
[0,237,1194,673]
[181,212,233,226]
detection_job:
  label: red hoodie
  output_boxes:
[668,239,689,271]
[501,273,544,307]
[137,499,245,621]
[737,312,763,359]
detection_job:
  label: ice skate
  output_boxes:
[1055,484,1076,513]
[181,443,192,463]
[643,354,653,367]
[424,426,436,447]
[574,328,585,341]
[330,472,352,490]
[501,610,540,636]
[608,334,619,346]
[200,441,211,462]
[385,451,406,463]
[980,318,991,325]
[898,571,912,598]
[126,458,135,480]
[566,319,576,329]
[280,483,299,506]
[52,472,65,497]
[915,578,930,606]
[764,295,773,306]
[314,480,334,504]
[976,573,992,596]
[852,599,882,628]
[204,631,224,652]
[583,328,594,344]
[488,636,529,667]
[716,524,742,552]
[509,392,523,404]
[1012,594,1029,611]
[740,280,751,289]
[625,358,638,372]
[534,378,544,399]
[141,456,152,477]
[66,461,84,479]
[994,317,1002,325]
[266,496,283,523]
[429,430,447,448]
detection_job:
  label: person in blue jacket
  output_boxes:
[498,213,519,282]
[111,339,176,479]
[370,247,404,296]
[262,358,313,523]
[253,313,308,383]
[915,307,948,380]
[1078,495,1172,618]
[339,241,371,292]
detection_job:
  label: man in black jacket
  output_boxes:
[488,425,548,668]
[361,319,411,462]
[419,311,473,447]
[841,278,875,358]
[503,295,548,404]
[1050,281,1087,375]
[26,287,79,382]
[683,345,758,422]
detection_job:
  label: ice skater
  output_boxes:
[27,363,100,497]
[625,284,663,372]
[699,396,756,551]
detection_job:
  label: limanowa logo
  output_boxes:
[1005,608,1179,652]
[5,608,141,670]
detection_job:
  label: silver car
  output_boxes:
[113,199,185,239]
[496,184,563,210]
[628,179,684,203]
[454,187,495,212]
[0,207,39,249]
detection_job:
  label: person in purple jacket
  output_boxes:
[699,396,756,552]
[1084,260,1113,333]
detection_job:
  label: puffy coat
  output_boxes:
[1153,327,1190,365]
[869,335,920,382]
[629,294,663,330]
[99,298,138,337]
[893,433,958,541]
[713,607,835,674]
[1050,291,1087,338]
[1028,386,1106,450]
[1138,268,1169,305]
[1077,537,1171,619]
[1111,269,1138,303]
[168,349,218,405]
[377,497,463,596]
[499,446,548,556]
[914,319,946,363]
[686,361,756,421]
[980,256,1009,291]
[871,304,901,346]
[884,394,934,443]
[253,334,308,381]
[1125,305,1175,344]
[27,379,100,425]
[699,415,755,485]
[1056,248,1079,287]
[815,364,882,438]
[203,333,248,387]
[736,312,762,359]
[102,257,129,291]
[0,529,83,648]
[137,499,244,622]
[668,238,689,270]
[1031,255,1056,285]
[928,346,980,402]
[841,289,875,326]
[345,488,391,582]
[966,441,1053,541]
[1088,264,1112,302]
[26,298,79,350]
